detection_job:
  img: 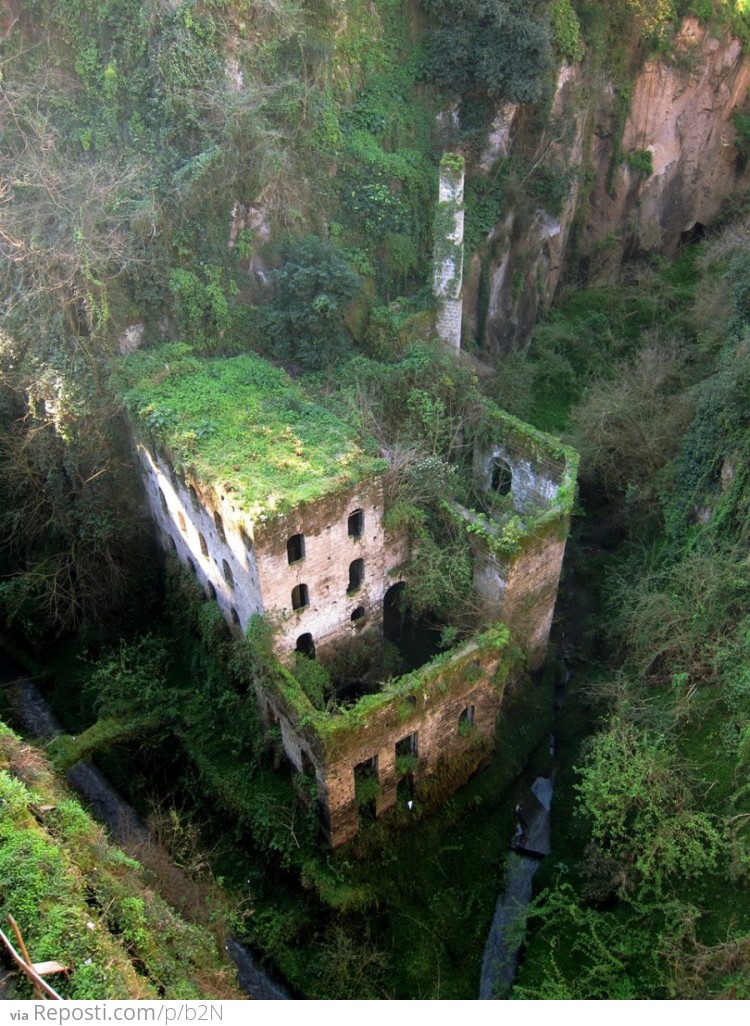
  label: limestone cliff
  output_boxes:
[473,18,750,352]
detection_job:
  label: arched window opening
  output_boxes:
[177,511,187,533]
[351,606,366,623]
[187,557,197,576]
[292,584,309,611]
[347,558,364,594]
[199,532,209,558]
[167,534,177,553]
[214,510,226,543]
[188,485,200,511]
[239,526,254,555]
[287,533,305,564]
[490,457,512,497]
[222,559,234,589]
[158,488,168,515]
[231,608,241,627]
[296,632,316,658]
[348,508,364,539]
[206,581,217,601]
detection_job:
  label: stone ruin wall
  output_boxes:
[259,639,517,848]
[136,440,409,659]
[252,476,408,661]
[433,156,466,349]
[470,442,572,670]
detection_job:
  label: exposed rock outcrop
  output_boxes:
[474,18,750,352]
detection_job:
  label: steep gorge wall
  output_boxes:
[472,18,750,352]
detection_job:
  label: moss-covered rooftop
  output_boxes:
[116,344,386,520]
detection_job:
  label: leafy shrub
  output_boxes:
[420,0,552,104]
[551,0,584,62]
[624,148,654,175]
[576,718,721,899]
[268,235,362,370]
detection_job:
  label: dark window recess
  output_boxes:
[187,557,196,576]
[158,488,168,515]
[177,511,187,533]
[167,535,177,553]
[397,774,415,804]
[292,584,309,611]
[206,581,217,601]
[287,533,305,564]
[458,705,475,732]
[214,510,226,543]
[490,457,512,496]
[354,757,379,822]
[351,606,366,623]
[348,508,364,539]
[231,608,241,627]
[222,559,234,588]
[347,558,364,593]
[295,632,316,658]
[188,485,200,511]
[396,732,418,759]
[199,533,209,558]
[239,526,254,555]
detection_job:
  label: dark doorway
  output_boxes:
[383,582,442,672]
[292,584,310,610]
[490,457,512,496]
[296,632,316,658]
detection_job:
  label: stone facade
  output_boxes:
[136,443,407,660]
[128,358,577,848]
[258,628,521,848]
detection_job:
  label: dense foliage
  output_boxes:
[2,0,750,1003]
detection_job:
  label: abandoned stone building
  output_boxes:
[120,344,577,846]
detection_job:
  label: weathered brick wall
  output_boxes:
[255,636,519,847]
[319,641,515,847]
[137,439,407,656]
[500,530,569,670]
[254,477,407,660]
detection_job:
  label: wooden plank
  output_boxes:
[0,927,64,1000]
[32,961,69,977]
[8,916,42,999]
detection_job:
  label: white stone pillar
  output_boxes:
[433,152,465,349]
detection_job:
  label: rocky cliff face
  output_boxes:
[474,18,750,352]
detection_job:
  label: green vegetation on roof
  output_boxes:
[115,344,386,520]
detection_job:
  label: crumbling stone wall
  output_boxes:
[260,632,521,847]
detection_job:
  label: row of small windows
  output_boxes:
[286,509,365,566]
[291,559,364,612]
[353,708,476,788]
